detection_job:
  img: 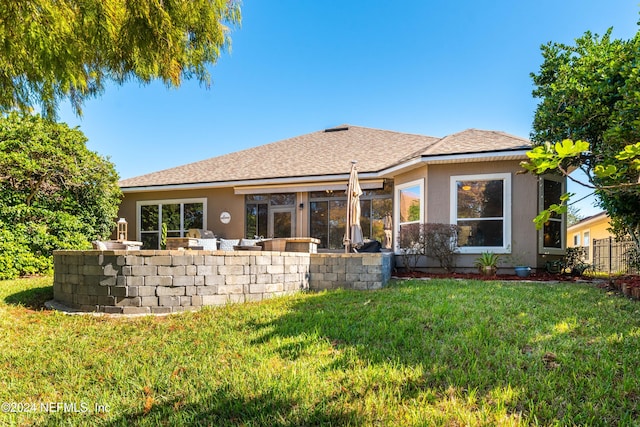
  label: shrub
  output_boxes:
[423,223,460,273]
[0,113,121,278]
[0,208,91,279]
[0,224,52,279]
[398,223,460,273]
[398,223,423,272]
[564,247,591,276]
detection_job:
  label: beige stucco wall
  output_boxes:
[390,160,544,271]
[393,165,429,189]
[118,159,560,271]
[392,164,428,221]
[426,160,539,270]
[118,187,246,241]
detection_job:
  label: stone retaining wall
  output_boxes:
[52,250,393,314]
[53,250,310,314]
[309,252,394,291]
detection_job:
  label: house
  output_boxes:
[567,211,612,263]
[117,125,566,272]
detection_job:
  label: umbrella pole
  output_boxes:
[345,168,352,253]
[345,162,356,253]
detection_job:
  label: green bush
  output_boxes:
[0,113,121,279]
[0,207,92,279]
[0,225,51,279]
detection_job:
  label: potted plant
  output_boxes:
[474,252,500,276]
[509,252,532,278]
[514,265,532,278]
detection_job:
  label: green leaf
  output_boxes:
[594,164,618,178]
[559,192,573,202]
[554,139,587,158]
[533,210,551,230]
[616,142,640,160]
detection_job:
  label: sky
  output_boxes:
[57,1,639,218]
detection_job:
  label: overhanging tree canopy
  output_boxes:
[527,27,640,245]
[0,0,241,118]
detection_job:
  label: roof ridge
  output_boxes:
[119,125,528,188]
[422,128,531,156]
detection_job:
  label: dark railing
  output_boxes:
[592,238,638,274]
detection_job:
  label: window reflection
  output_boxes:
[139,200,205,249]
[455,179,505,248]
[542,178,564,248]
[309,181,393,250]
[399,186,421,223]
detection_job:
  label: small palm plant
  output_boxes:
[474,252,500,276]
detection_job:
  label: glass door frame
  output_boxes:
[269,206,296,238]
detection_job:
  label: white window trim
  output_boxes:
[538,175,566,255]
[394,179,424,253]
[136,198,208,242]
[450,173,511,254]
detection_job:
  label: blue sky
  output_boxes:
[58,1,639,217]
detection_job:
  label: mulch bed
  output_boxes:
[393,270,640,301]
[392,271,587,282]
[605,275,640,299]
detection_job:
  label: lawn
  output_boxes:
[1,276,640,426]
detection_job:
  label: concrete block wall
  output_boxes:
[52,250,394,314]
[308,252,394,291]
[53,250,310,314]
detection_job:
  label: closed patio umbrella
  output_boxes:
[344,161,364,252]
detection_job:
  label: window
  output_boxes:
[451,173,511,253]
[137,199,206,249]
[583,231,591,259]
[395,179,424,252]
[573,233,581,246]
[310,181,393,250]
[245,194,295,238]
[538,175,566,254]
[309,198,347,249]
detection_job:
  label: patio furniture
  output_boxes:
[92,240,142,250]
[258,237,320,253]
[233,244,262,251]
[166,237,198,250]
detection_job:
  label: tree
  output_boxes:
[0,112,122,278]
[526,27,640,246]
[567,204,584,227]
[0,0,241,119]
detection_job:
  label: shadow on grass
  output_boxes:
[4,285,53,310]
[243,281,640,424]
[103,386,360,426]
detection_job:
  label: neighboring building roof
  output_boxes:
[567,211,609,231]
[119,124,532,189]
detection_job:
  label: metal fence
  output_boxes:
[592,237,638,274]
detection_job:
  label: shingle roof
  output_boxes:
[119,125,531,188]
[422,129,531,156]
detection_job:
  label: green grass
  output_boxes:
[2,276,640,426]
